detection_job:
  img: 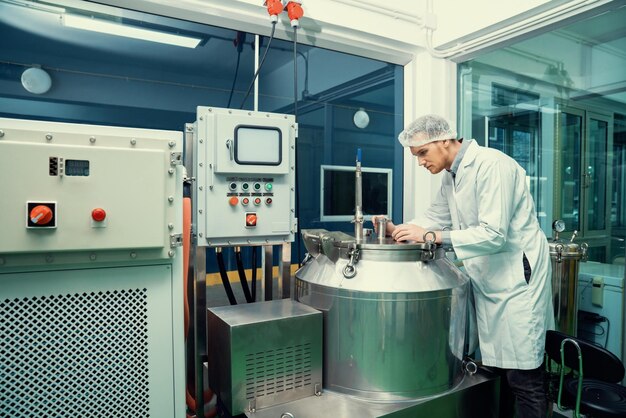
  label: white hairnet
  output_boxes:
[397,114,457,147]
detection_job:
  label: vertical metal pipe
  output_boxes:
[622,244,626,385]
[354,148,364,241]
[279,242,292,299]
[262,245,273,301]
[194,245,207,418]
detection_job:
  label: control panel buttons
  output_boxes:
[30,205,53,225]
[91,208,107,222]
[229,196,239,206]
[241,182,250,191]
[253,197,261,206]
[246,213,257,227]
[253,182,262,191]
[265,183,273,191]
[265,198,273,205]
[229,182,237,191]
[242,198,250,206]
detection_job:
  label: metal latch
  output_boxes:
[170,152,182,166]
[342,244,360,279]
[170,233,183,248]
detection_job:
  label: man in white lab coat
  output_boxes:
[376,114,555,418]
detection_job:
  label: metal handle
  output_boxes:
[580,242,588,261]
[423,231,436,244]
[555,243,564,263]
[342,246,360,279]
[226,138,234,161]
[463,358,478,375]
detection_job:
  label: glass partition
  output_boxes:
[458,7,626,264]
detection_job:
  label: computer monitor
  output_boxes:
[320,165,392,222]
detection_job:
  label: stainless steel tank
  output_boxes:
[549,240,588,337]
[295,229,470,401]
[549,220,588,337]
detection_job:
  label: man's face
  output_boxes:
[410,138,449,174]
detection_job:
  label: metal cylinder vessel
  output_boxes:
[549,240,588,336]
[295,230,470,401]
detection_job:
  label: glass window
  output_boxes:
[256,38,404,246]
[0,1,404,267]
[458,7,626,264]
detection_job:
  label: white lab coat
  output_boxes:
[410,140,554,369]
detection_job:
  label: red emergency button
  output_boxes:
[91,208,107,222]
[30,205,53,225]
[229,196,239,206]
[246,213,257,227]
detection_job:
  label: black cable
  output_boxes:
[227,31,246,108]
[293,26,303,267]
[216,249,237,305]
[251,246,257,302]
[240,22,277,109]
[235,248,253,303]
[227,51,241,108]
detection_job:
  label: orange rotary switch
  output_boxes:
[246,213,257,227]
[30,205,53,225]
[229,196,239,206]
[91,208,107,222]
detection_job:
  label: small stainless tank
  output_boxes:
[295,230,470,400]
[549,221,588,336]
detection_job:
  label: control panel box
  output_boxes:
[193,107,297,246]
[0,117,183,266]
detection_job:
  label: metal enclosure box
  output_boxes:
[207,300,322,416]
[193,106,297,246]
[0,118,185,418]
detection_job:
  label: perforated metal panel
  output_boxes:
[0,289,150,417]
[207,300,322,416]
[245,343,313,400]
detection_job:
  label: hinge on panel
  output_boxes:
[170,152,182,166]
[170,233,183,248]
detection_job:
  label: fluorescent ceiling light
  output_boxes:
[61,14,201,48]
[3,0,65,14]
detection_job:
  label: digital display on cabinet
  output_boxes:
[65,159,90,176]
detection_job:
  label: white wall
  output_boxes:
[428,0,553,46]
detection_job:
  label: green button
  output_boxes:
[265,183,273,191]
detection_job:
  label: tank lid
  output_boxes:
[302,229,438,263]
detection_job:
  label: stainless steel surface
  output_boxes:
[376,217,387,241]
[246,369,499,418]
[549,239,587,336]
[296,230,470,401]
[207,299,323,416]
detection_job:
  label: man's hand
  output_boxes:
[391,224,441,243]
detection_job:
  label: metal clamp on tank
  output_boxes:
[422,230,437,261]
[342,243,360,278]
